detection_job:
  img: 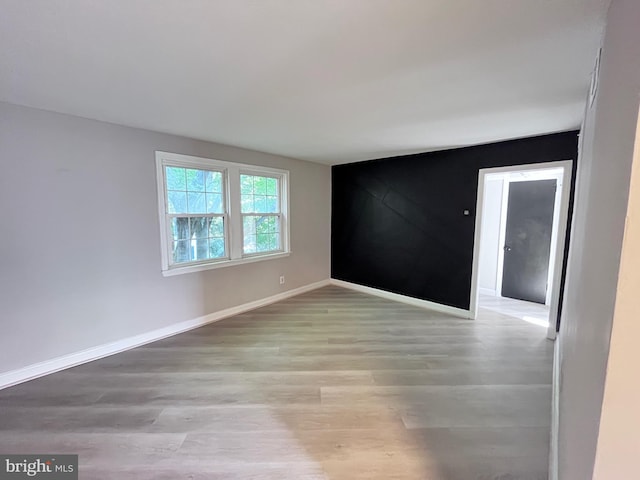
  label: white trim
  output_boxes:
[228,166,242,260]
[155,154,171,271]
[161,251,291,277]
[330,279,471,318]
[469,160,573,341]
[549,335,561,480]
[547,171,565,306]
[476,176,505,296]
[156,151,290,176]
[479,287,496,296]
[496,178,510,297]
[471,174,487,315]
[546,163,573,340]
[0,279,330,390]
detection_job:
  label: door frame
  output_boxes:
[469,160,574,340]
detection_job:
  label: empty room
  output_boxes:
[1,1,639,479]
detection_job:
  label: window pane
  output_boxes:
[166,167,186,191]
[243,216,256,236]
[167,191,187,214]
[270,233,280,251]
[243,236,256,254]
[171,217,190,240]
[256,216,271,234]
[254,195,266,213]
[205,171,222,193]
[209,238,225,258]
[241,174,278,196]
[209,217,224,237]
[254,215,279,234]
[256,234,271,252]
[241,175,279,215]
[251,233,277,251]
[265,195,278,213]
[241,194,253,213]
[187,192,206,213]
[192,235,209,260]
[254,176,267,195]
[243,216,256,254]
[186,169,205,192]
[171,217,228,264]
[243,215,279,254]
[173,240,191,263]
[240,175,253,194]
[206,193,223,214]
[190,217,209,239]
[266,177,277,195]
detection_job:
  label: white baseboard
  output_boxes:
[0,279,330,390]
[330,279,472,318]
[549,336,561,480]
[479,287,497,296]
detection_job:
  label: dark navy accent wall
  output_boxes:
[331,131,579,311]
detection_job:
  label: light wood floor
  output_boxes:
[479,293,551,327]
[0,286,553,479]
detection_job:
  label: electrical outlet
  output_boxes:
[279,276,285,285]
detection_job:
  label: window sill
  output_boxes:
[161,251,290,277]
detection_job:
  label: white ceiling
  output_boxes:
[0,1,609,165]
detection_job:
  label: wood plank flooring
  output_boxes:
[0,285,553,479]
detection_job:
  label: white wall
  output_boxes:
[592,105,640,479]
[478,178,503,293]
[0,102,331,376]
[556,0,640,478]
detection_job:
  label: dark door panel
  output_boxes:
[502,179,556,304]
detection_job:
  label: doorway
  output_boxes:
[469,161,573,340]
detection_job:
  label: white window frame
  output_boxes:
[156,151,290,276]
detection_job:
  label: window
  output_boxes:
[156,152,289,276]
[241,174,281,254]
[165,166,227,264]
